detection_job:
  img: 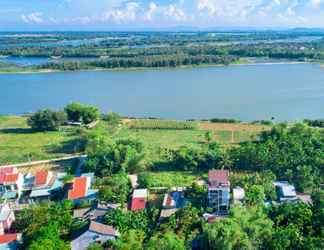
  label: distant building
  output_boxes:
[159,191,183,221]
[208,170,230,213]
[131,189,148,211]
[274,181,298,202]
[0,204,15,235]
[71,221,119,250]
[0,167,24,200]
[29,171,65,202]
[233,187,245,204]
[0,233,21,250]
[68,174,98,205]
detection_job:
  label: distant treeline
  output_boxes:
[304,119,324,128]
[36,55,237,70]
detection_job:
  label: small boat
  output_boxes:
[50,55,62,59]
[0,55,9,59]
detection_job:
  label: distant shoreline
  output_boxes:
[0,60,318,75]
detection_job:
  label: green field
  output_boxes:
[143,171,206,188]
[0,116,267,165]
[0,116,80,165]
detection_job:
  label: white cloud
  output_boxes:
[102,2,141,23]
[310,0,322,6]
[21,12,43,24]
[144,2,158,21]
[197,0,263,18]
[163,4,187,21]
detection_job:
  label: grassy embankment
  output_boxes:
[0,116,269,183]
[0,116,80,165]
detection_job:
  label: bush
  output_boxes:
[127,119,198,130]
[209,118,240,123]
[27,109,66,131]
[65,102,99,124]
[102,112,122,126]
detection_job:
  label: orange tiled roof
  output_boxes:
[0,234,17,244]
[68,177,88,200]
[4,174,19,184]
[34,171,48,186]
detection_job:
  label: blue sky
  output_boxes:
[1,0,324,30]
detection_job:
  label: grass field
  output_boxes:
[0,116,81,165]
[144,171,205,188]
[0,116,270,165]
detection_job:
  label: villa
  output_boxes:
[68,173,98,205]
[0,167,24,201]
[29,171,65,203]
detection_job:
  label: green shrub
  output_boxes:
[27,109,66,131]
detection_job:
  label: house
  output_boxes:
[0,168,23,200]
[233,187,245,204]
[0,234,21,250]
[71,221,119,250]
[0,204,15,235]
[29,171,65,202]
[68,174,98,205]
[274,181,298,202]
[159,191,184,221]
[131,189,148,211]
[208,170,230,213]
[73,203,119,221]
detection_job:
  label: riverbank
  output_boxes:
[0,59,312,74]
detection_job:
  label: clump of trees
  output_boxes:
[84,134,146,176]
[97,172,131,205]
[12,201,72,249]
[231,123,324,192]
[27,109,66,131]
[65,102,99,124]
[27,102,100,131]
[201,205,273,250]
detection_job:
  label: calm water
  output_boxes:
[1,63,324,121]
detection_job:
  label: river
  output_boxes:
[1,63,323,121]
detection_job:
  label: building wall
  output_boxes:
[208,187,230,211]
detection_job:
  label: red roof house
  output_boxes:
[0,168,23,199]
[68,177,89,200]
[208,170,230,188]
[131,197,146,211]
[130,189,148,211]
[67,175,98,204]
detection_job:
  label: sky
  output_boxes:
[1,0,324,30]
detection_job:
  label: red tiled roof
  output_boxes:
[89,221,117,236]
[0,173,19,185]
[0,234,17,244]
[68,177,88,200]
[34,171,49,186]
[131,197,146,210]
[0,173,5,184]
[4,174,19,184]
[0,167,15,174]
[208,170,229,184]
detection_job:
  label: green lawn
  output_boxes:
[145,171,205,188]
[0,116,81,165]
